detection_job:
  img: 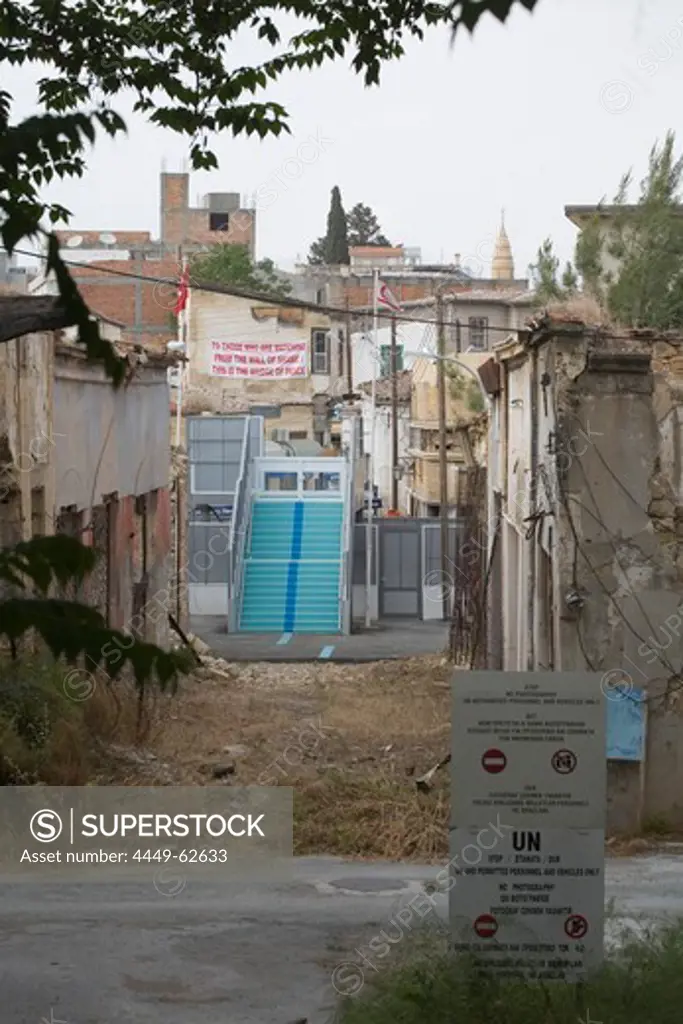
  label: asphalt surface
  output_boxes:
[191,616,449,662]
[2,853,683,1024]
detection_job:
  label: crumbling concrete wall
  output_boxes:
[0,329,55,544]
[52,344,173,648]
[545,327,683,831]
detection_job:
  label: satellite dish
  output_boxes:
[99,232,117,245]
[65,235,83,248]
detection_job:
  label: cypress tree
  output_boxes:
[324,186,349,265]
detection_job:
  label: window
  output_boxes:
[209,212,230,232]
[468,317,489,350]
[289,430,308,440]
[379,344,404,377]
[311,329,330,374]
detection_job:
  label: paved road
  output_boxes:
[2,854,682,1024]
[191,616,449,662]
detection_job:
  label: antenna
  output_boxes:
[65,235,83,248]
[99,232,117,246]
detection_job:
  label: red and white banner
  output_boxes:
[209,340,307,379]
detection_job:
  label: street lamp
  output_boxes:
[401,349,491,407]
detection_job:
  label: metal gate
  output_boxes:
[352,517,465,621]
[379,524,421,617]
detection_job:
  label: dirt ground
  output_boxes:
[96,653,683,862]
[99,653,452,861]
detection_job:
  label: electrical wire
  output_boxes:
[15,245,666,351]
[14,245,543,334]
[551,391,681,696]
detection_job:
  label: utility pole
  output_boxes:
[344,296,353,397]
[390,315,399,511]
[436,287,450,622]
[364,269,379,629]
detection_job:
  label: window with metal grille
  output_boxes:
[379,344,404,377]
[311,329,330,374]
[468,317,489,350]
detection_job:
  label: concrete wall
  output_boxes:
[53,348,170,511]
[490,323,683,832]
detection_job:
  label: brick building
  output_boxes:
[159,173,255,253]
[32,172,256,352]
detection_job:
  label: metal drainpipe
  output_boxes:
[527,345,538,671]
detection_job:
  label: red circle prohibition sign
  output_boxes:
[552,748,577,774]
[564,914,588,939]
[474,914,498,938]
[481,748,507,774]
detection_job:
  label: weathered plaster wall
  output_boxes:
[548,330,683,831]
[0,329,55,543]
[53,349,170,512]
[185,290,337,416]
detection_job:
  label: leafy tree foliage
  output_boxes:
[308,196,390,263]
[528,238,577,304]
[0,537,192,687]
[190,244,291,298]
[601,131,683,328]
[307,236,327,265]
[347,203,391,247]
[0,0,540,687]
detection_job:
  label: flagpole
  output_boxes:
[175,257,188,449]
[365,269,379,629]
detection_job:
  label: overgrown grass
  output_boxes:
[335,921,683,1024]
[295,771,448,860]
[0,654,162,784]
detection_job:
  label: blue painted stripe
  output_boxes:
[283,502,304,632]
[276,633,292,646]
[319,645,335,659]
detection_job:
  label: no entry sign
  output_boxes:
[481,748,507,773]
[473,914,498,938]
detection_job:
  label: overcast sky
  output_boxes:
[9,0,683,277]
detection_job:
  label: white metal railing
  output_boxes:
[251,456,347,499]
[227,417,251,632]
[341,447,354,633]
[233,456,253,630]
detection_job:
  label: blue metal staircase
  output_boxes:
[239,500,344,633]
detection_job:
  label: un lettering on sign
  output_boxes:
[209,340,307,379]
[449,826,604,981]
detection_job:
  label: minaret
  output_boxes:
[491,209,514,280]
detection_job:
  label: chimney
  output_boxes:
[454,253,461,269]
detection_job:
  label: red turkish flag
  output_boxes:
[173,264,190,316]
